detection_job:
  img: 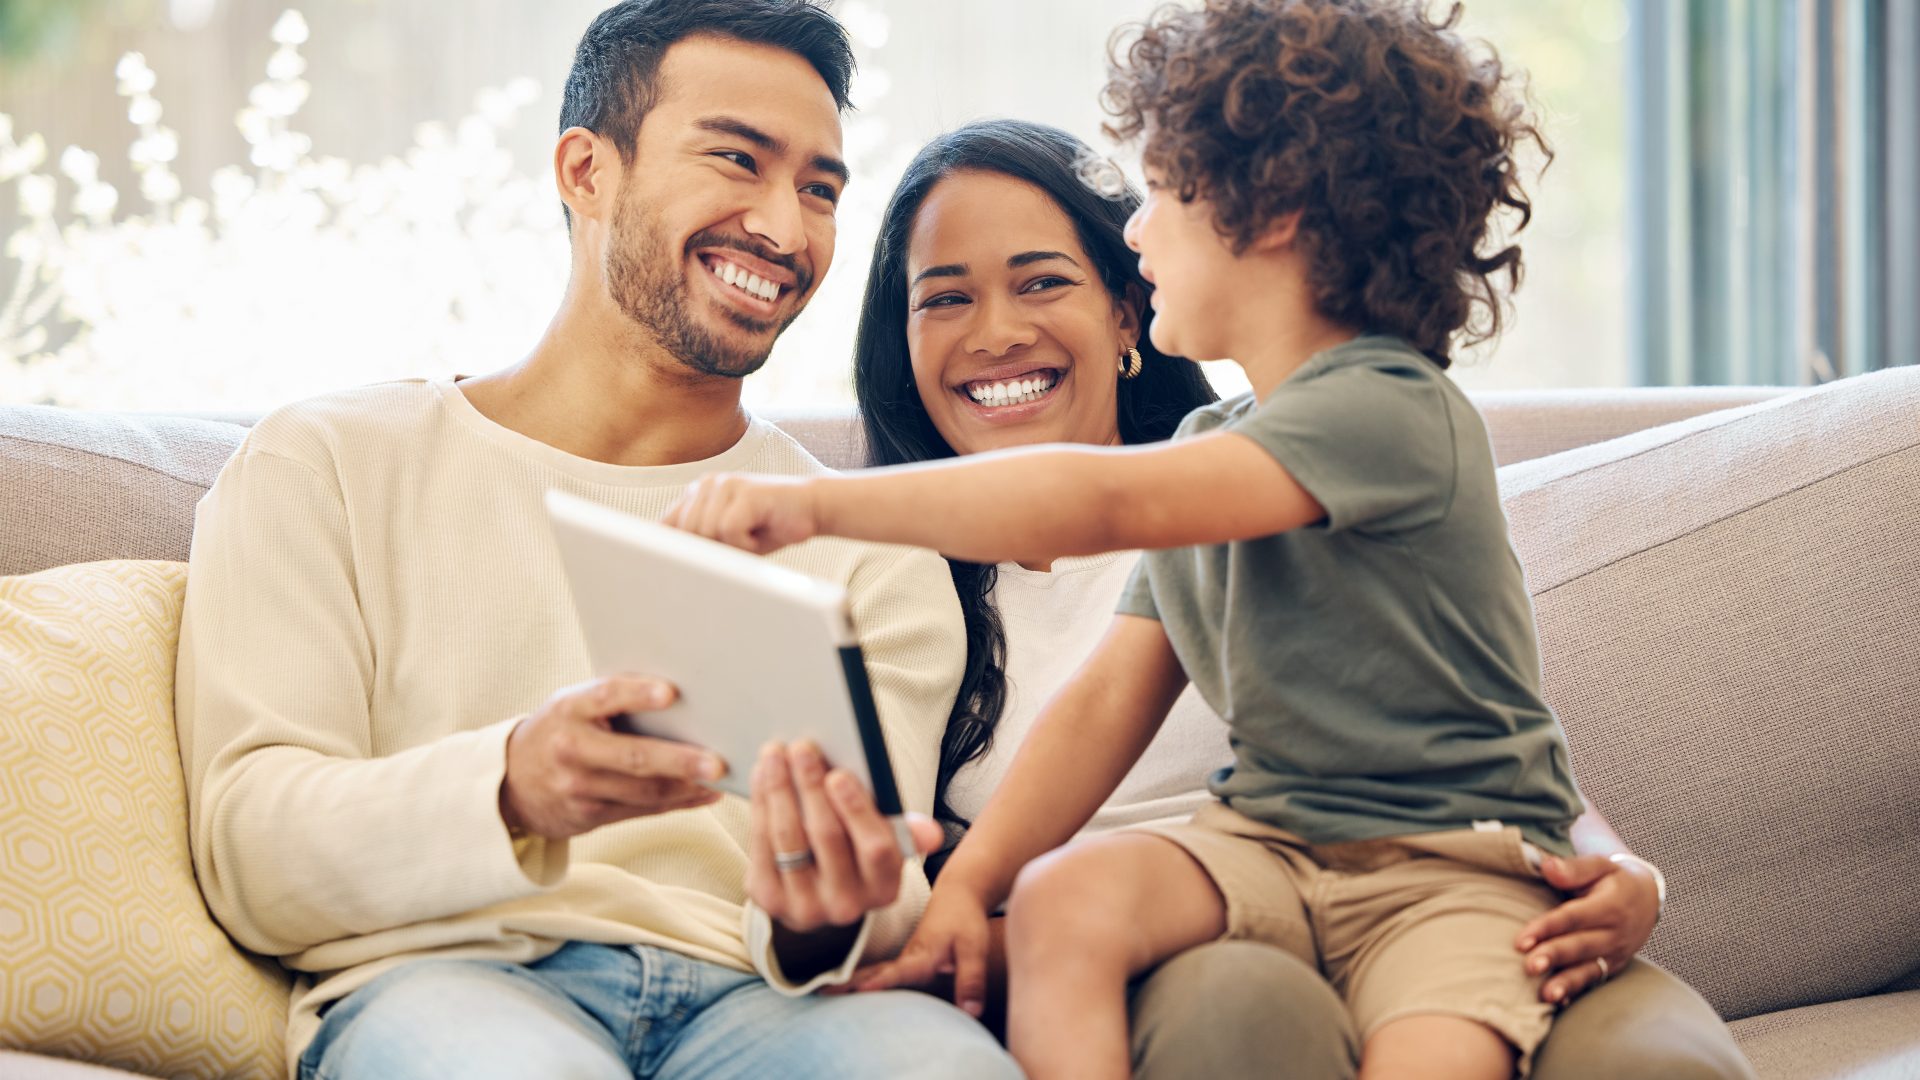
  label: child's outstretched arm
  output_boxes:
[664,433,1325,562]
[853,612,1190,1017]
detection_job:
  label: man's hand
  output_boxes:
[500,675,728,840]
[748,740,941,938]
[664,473,822,555]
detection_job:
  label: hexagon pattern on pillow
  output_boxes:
[0,561,289,1079]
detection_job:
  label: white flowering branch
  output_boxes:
[0,4,897,412]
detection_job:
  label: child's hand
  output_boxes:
[851,882,994,1018]
[664,473,821,555]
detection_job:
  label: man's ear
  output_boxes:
[555,127,615,227]
[1248,208,1304,254]
[1116,282,1147,349]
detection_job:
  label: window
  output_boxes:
[0,0,1908,412]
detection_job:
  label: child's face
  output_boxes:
[1123,170,1240,363]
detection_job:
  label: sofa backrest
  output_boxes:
[1,386,1786,578]
[0,409,249,579]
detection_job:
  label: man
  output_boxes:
[174,2,1019,1076]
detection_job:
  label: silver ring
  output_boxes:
[1594,956,1611,982]
[773,848,815,874]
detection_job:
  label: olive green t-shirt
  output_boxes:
[1119,336,1583,853]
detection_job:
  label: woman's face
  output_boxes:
[905,170,1136,456]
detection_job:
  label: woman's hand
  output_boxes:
[851,879,996,1018]
[664,473,821,555]
[1517,853,1662,1005]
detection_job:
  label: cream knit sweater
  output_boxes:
[174,379,964,1072]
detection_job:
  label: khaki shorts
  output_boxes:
[1134,803,1564,1075]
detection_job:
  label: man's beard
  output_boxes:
[605,196,811,379]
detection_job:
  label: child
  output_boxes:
[668,1,1581,1076]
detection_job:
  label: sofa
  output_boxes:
[3,370,1917,1079]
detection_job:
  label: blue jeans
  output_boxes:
[298,941,1021,1080]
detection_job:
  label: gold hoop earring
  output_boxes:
[1119,346,1143,380]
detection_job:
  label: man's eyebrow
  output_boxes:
[1008,250,1079,269]
[694,116,849,187]
[695,116,782,152]
[811,154,851,188]
[910,263,968,287]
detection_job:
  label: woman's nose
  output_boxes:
[964,293,1038,356]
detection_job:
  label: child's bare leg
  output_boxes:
[1003,833,1226,1080]
[1360,1015,1515,1080]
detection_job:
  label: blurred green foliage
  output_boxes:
[0,0,103,62]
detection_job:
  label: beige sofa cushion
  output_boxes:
[1728,990,1920,1080]
[0,561,289,1079]
[1476,385,1787,466]
[0,1051,156,1079]
[0,409,246,577]
[1499,366,1920,1021]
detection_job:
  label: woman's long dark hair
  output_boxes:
[851,119,1218,842]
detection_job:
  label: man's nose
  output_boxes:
[740,187,807,256]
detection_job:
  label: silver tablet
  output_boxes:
[545,491,912,851]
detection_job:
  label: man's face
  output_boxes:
[604,35,846,379]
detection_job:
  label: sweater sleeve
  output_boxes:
[175,434,565,957]
[745,541,966,990]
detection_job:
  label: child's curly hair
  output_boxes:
[1102,0,1546,367]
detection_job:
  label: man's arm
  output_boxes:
[179,433,722,957]
[177,441,569,956]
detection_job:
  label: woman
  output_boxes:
[851,118,1751,1080]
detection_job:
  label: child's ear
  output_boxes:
[1115,282,1147,347]
[1249,209,1305,254]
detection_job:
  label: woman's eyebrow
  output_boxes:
[1007,250,1079,269]
[910,251,1079,288]
[911,263,968,287]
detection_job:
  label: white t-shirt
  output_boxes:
[943,551,1233,836]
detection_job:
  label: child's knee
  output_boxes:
[1361,1014,1515,1080]
[1005,844,1130,948]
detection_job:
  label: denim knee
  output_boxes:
[301,959,628,1080]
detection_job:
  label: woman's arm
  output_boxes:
[667,432,1325,563]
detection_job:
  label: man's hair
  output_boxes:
[558,0,855,221]
[1103,0,1546,367]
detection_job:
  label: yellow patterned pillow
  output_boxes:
[0,561,290,1079]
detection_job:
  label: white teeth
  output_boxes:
[966,371,1060,406]
[711,258,782,303]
